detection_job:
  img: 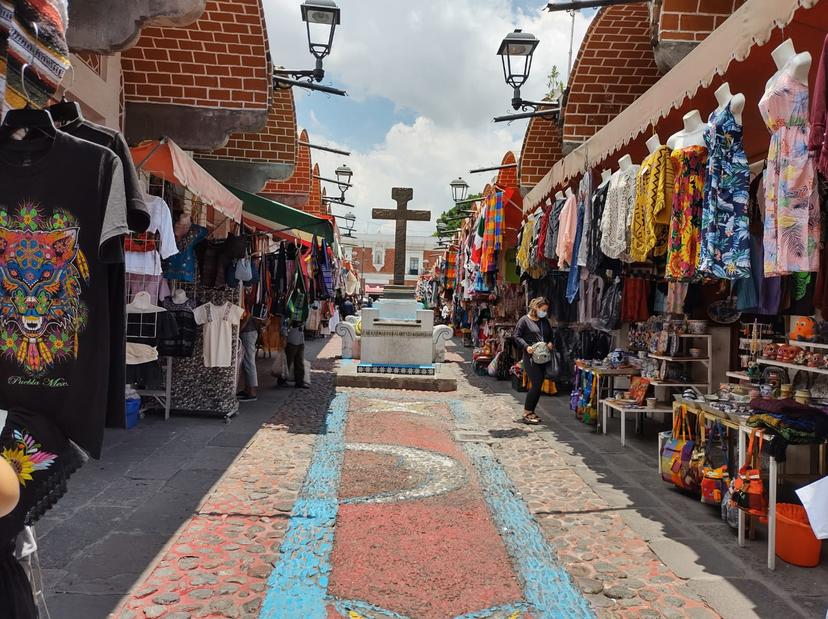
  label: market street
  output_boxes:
[41,337,815,619]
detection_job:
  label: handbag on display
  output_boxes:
[700,422,730,506]
[235,256,253,283]
[730,429,767,518]
[660,405,699,492]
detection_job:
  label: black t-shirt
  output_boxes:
[0,132,128,459]
[62,119,150,233]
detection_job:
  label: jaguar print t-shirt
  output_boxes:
[0,131,128,459]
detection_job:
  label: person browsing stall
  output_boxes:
[514,297,554,425]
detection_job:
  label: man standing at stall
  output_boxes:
[285,321,309,389]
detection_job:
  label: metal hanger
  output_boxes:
[48,62,84,125]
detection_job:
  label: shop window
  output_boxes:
[409,257,420,275]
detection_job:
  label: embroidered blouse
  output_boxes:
[600,165,640,260]
[630,146,674,262]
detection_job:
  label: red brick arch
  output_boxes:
[197,85,297,166]
[659,0,745,44]
[308,164,324,216]
[122,0,270,113]
[261,129,313,209]
[562,4,661,148]
[495,151,518,190]
[518,112,563,193]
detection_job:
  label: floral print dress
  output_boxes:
[699,103,751,279]
[759,72,820,275]
[666,145,707,281]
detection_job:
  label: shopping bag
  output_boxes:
[796,475,828,540]
[660,406,699,492]
[270,350,289,381]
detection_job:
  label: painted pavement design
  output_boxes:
[116,341,718,619]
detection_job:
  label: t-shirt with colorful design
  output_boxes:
[0,131,128,459]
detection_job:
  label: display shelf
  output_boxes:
[678,333,712,338]
[649,354,709,362]
[650,380,711,388]
[788,339,828,350]
[758,358,828,376]
[726,371,759,384]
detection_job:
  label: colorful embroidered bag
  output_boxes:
[731,429,767,518]
[701,422,730,506]
[660,405,699,492]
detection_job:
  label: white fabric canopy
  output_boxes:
[523,0,822,213]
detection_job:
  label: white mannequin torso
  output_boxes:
[645,134,662,155]
[617,154,633,171]
[172,289,189,304]
[600,169,612,185]
[667,110,707,150]
[554,191,565,201]
[565,187,575,199]
[714,82,745,125]
[767,39,812,89]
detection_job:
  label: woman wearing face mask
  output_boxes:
[514,297,554,425]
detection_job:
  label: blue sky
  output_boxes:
[264,0,592,234]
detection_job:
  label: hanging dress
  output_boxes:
[630,145,674,263]
[759,71,820,275]
[666,145,707,281]
[699,103,751,279]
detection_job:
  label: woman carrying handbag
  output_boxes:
[514,297,555,425]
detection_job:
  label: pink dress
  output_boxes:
[758,72,820,275]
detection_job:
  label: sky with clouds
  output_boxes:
[263,0,592,236]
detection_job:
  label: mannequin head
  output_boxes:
[682,110,704,131]
[554,190,565,201]
[645,134,662,154]
[601,169,612,183]
[565,187,575,198]
[714,83,732,107]
[771,38,796,70]
[617,154,633,171]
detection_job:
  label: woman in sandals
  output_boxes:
[514,297,554,425]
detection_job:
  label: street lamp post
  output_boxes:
[449,177,469,203]
[494,29,560,122]
[274,0,346,95]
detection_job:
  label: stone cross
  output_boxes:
[372,187,430,286]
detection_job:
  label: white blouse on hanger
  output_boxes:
[600,165,639,260]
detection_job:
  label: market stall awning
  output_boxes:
[225,185,334,245]
[131,138,244,222]
[523,0,824,212]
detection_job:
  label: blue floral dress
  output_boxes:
[699,103,751,279]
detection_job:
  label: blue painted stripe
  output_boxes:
[258,393,349,619]
[451,402,595,619]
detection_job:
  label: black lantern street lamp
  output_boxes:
[274,0,345,96]
[498,30,540,110]
[336,164,353,199]
[450,177,469,203]
[494,30,560,122]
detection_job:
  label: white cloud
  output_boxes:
[263,0,591,235]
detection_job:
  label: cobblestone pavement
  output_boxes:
[108,337,826,618]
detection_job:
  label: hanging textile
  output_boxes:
[666,146,707,281]
[556,192,579,267]
[576,171,593,267]
[760,70,820,275]
[700,104,751,280]
[0,0,70,117]
[601,166,639,261]
[481,192,503,273]
[809,34,828,178]
[630,146,674,262]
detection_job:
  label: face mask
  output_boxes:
[537,310,548,319]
